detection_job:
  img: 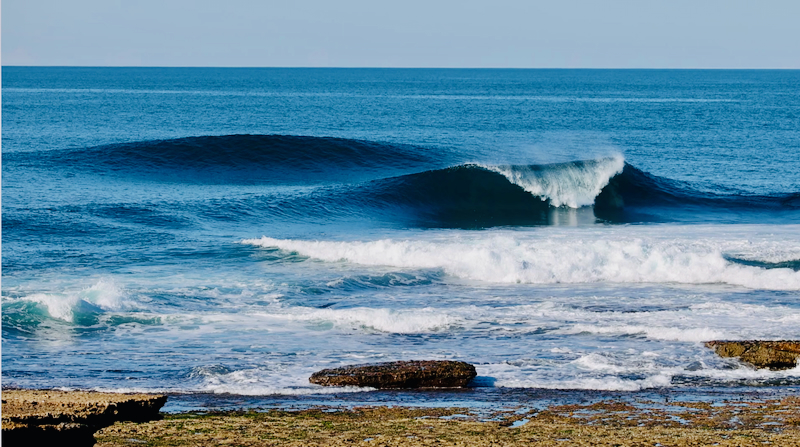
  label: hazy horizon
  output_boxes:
[4,66,800,70]
[3,0,799,69]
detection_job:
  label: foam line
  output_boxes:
[243,233,800,290]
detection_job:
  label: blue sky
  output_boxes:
[3,0,799,68]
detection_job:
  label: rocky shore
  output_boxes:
[94,397,800,446]
[5,348,800,446]
[1,390,166,446]
[705,340,800,370]
[3,390,799,446]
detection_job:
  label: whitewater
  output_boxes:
[481,155,625,208]
[3,68,800,405]
[243,226,800,290]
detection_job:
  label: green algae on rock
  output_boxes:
[95,398,800,447]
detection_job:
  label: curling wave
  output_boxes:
[351,159,799,226]
[12,135,799,227]
[482,156,625,208]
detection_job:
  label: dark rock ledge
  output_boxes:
[1,389,167,446]
[705,340,800,370]
[310,360,477,388]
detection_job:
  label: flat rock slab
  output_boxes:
[310,360,477,389]
[705,340,800,370]
[2,389,167,446]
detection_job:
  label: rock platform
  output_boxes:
[1,389,167,446]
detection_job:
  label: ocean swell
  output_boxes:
[10,134,799,228]
[19,134,436,184]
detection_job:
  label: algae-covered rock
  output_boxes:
[310,360,477,388]
[705,340,800,370]
[1,389,167,446]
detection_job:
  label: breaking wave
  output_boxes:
[242,234,800,290]
[1,280,156,335]
[11,135,798,227]
[481,156,625,208]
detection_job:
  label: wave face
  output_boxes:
[360,164,557,227]
[351,158,626,227]
[352,159,799,227]
[5,135,799,231]
[12,134,798,217]
[725,256,800,272]
[21,135,436,184]
[597,164,800,211]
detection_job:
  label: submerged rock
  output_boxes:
[705,340,800,370]
[309,360,477,389]
[1,390,167,446]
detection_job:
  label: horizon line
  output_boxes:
[4,65,800,70]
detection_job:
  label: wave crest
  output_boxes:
[482,156,625,208]
[21,279,131,323]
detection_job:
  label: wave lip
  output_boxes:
[482,156,625,208]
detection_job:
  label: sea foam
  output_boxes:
[242,231,800,290]
[254,306,456,334]
[565,325,727,342]
[481,155,625,208]
[22,279,132,323]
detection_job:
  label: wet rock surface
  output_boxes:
[95,397,800,447]
[705,340,800,370]
[309,360,477,388]
[1,389,167,446]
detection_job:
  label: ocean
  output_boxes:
[3,68,799,407]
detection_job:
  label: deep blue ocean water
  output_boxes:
[3,68,800,401]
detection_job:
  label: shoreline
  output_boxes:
[163,385,800,413]
[99,396,800,446]
[4,388,800,446]
[6,384,800,413]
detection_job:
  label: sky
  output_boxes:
[3,0,799,68]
